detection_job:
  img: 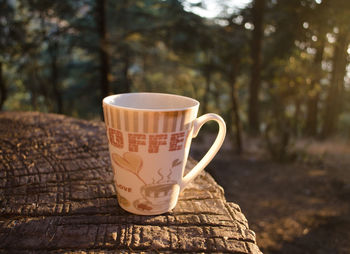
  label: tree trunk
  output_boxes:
[293,99,301,137]
[321,31,349,138]
[202,68,211,114]
[96,0,111,100]
[305,92,319,136]
[0,62,7,111]
[142,53,152,91]
[49,38,63,114]
[118,0,131,94]
[230,72,243,154]
[202,51,213,115]
[212,90,218,109]
[305,39,325,137]
[29,81,38,111]
[34,65,53,112]
[248,0,265,135]
[121,49,131,93]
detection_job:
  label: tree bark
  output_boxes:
[0,62,7,111]
[248,0,265,135]
[96,0,111,100]
[321,31,349,138]
[305,39,325,137]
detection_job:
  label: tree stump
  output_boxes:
[0,112,261,253]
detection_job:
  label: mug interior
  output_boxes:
[103,93,199,111]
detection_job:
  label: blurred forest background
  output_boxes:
[2,0,350,147]
[1,0,350,252]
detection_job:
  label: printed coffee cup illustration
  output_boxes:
[141,182,177,205]
[103,93,226,215]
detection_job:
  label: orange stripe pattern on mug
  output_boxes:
[103,107,196,133]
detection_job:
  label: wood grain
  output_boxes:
[0,112,261,253]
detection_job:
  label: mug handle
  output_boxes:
[180,113,226,190]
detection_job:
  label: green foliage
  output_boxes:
[1,0,349,147]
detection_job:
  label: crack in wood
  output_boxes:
[0,112,261,253]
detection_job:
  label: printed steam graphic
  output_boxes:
[112,152,182,212]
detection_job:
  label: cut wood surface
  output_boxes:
[0,112,261,253]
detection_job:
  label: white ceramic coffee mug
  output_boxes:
[102,93,226,215]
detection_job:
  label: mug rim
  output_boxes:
[103,92,200,112]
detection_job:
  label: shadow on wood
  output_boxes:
[0,112,261,253]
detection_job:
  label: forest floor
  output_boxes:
[191,134,350,254]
